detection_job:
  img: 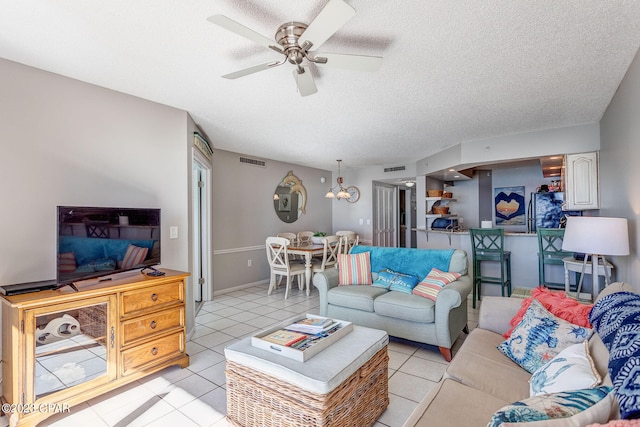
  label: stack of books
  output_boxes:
[284,317,337,334]
[252,315,353,361]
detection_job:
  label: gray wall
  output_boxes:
[211,149,331,293]
[0,59,190,284]
[600,47,640,289]
[0,58,194,381]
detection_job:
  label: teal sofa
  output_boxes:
[312,246,472,361]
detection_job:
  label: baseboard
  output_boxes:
[212,279,269,297]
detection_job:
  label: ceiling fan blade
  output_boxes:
[222,62,277,79]
[299,0,356,51]
[316,53,383,72]
[207,15,281,52]
[293,67,318,97]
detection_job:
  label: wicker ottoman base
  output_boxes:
[226,346,389,427]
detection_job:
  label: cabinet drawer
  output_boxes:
[122,331,184,376]
[121,281,183,316]
[122,307,184,346]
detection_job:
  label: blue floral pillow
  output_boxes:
[372,268,419,293]
[497,299,593,373]
[487,386,612,427]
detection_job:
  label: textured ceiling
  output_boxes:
[2,1,640,170]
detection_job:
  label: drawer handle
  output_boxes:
[151,293,159,302]
[150,320,157,329]
[151,347,159,356]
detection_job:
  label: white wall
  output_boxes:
[332,162,417,244]
[211,149,331,293]
[0,59,192,365]
[417,123,601,176]
[599,47,640,289]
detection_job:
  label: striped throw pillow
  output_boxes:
[121,244,149,270]
[338,252,372,286]
[412,268,460,301]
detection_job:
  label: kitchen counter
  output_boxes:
[413,228,536,237]
[413,228,565,294]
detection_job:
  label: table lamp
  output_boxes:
[561,216,629,298]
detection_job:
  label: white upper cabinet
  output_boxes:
[564,151,599,210]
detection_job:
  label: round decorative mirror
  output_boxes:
[273,171,307,223]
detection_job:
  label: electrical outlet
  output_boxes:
[247,259,252,267]
[459,217,464,224]
[359,218,364,225]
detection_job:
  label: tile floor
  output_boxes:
[2,284,479,427]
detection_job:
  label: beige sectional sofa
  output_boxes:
[403,282,634,427]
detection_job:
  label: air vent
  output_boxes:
[384,166,406,173]
[240,157,266,168]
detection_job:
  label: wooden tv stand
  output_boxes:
[1,269,190,427]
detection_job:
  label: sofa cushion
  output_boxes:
[326,285,388,312]
[407,378,510,427]
[505,286,593,338]
[529,340,601,397]
[498,299,593,373]
[350,245,455,279]
[412,268,461,301]
[589,291,640,419]
[372,268,419,291]
[487,386,612,427]
[446,328,532,402]
[337,252,372,286]
[374,291,435,323]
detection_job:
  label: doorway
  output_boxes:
[373,182,397,247]
[192,154,212,312]
[398,187,417,248]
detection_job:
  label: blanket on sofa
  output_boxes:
[589,291,640,419]
[350,246,455,279]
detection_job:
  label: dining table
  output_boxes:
[287,243,327,295]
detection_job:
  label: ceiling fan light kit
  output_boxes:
[208,0,382,97]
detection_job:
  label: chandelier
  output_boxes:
[325,160,350,199]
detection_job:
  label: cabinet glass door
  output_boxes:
[26,295,116,400]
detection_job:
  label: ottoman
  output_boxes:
[224,325,389,427]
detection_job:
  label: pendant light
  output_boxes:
[325,160,351,199]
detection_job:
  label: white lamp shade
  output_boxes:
[562,216,629,256]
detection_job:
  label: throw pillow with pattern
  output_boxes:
[487,386,612,427]
[412,268,461,301]
[337,252,372,286]
[372,268,419,292]
[497,299,593,373]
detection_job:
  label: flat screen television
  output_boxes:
[57,206,161,285]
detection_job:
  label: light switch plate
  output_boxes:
[169,226,178,239]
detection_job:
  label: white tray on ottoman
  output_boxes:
[224,325,389,427]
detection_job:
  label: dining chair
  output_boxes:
[277,232,299,261]
[296,231,315,260]
[337,231,359,254]
[276,232,297,245]
[265,237,306,300]
[297,231,314,245]
[311,235,341,273]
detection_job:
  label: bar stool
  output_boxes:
[537,228,576,291]
[470,228,512,308]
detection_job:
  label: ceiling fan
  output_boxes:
[208,0,383,96]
